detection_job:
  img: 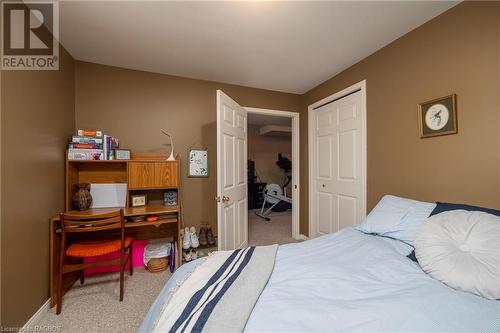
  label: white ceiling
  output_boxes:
[59,1,457,94]
[248,113,292,126]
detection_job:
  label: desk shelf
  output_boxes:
[125,204,179,216]
[125,217,177,228]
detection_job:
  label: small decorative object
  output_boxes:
[160,129,176,161]
[131,194,147,207]
[72,183,93,211]
[188,148,208,177]
[115,149,131,160]
[129,215,146,222]
[147,215,158,222]
[418,94,457,138]
[163,190,178,206]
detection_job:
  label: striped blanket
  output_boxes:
[151,245,278,333]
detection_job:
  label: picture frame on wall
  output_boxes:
[188,148,208,177]
[418,94,457,138]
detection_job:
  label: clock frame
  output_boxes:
[418,94,457,138]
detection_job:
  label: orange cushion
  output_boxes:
[66,237,133,258]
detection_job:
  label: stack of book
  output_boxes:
[67,129,120,160]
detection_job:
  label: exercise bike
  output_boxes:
[255,153,292,221]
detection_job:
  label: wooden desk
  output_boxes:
[50,153,183,308]
[49,205,181,307]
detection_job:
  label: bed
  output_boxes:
[138,226,500,333]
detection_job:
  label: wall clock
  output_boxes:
[418,94,457,138]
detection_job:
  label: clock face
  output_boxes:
[425,103,449,130]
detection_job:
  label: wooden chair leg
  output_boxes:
[129,243,133,276]
[119,252,124,301]
[80,259,85,284]
[56,269,63,314]
[56,239,65,315]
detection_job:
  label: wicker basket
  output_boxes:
[147,256,169,273]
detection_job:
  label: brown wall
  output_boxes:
[75,61,300,231]
[0,48,75,326]
[2,1,499,326]
[300,2,500,234]
[248,124,292,188]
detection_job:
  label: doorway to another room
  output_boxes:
[216,91,300,250]
[246,110,298,246]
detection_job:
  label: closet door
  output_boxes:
[311,91,364,236]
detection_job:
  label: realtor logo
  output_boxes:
[1,1,59,70]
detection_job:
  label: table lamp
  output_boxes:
[160,129,176,161]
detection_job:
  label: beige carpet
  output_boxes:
[32,268,171,333]
[248,209,299,246]
[31,213,296,332]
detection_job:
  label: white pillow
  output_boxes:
[415,210,500,300]
[356,195,436,245]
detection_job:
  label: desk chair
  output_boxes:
[57,209,133,314]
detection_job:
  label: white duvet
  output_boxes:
[140,227,500,333]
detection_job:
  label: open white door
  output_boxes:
[216,90,248,250]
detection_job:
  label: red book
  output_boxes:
[69,143,102,149]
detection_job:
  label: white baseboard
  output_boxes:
[22,298,50,330]
[298,234,309,241]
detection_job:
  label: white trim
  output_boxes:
[308,80,367,238]
[298,234,309,241]
[244,107,301,240]
[245,107,298,118]
[21,299,50,330]
[216,90,222,250]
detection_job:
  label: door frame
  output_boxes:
[244,107,301,240]
[307,80,367,238]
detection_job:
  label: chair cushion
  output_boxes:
[415,210,500,299]
[66,237,133,257]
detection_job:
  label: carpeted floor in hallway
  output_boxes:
[248,209,299,246]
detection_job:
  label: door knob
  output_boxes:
[322,184,326,188]
[215,196,221,202]
[222,195,230,203]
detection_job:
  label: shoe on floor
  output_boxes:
[190,226,199,248]
[191,248,198,260]
[183,248,192,262]
[183,227,191,249]
[206,225,215,246]
[198,225,208,246]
